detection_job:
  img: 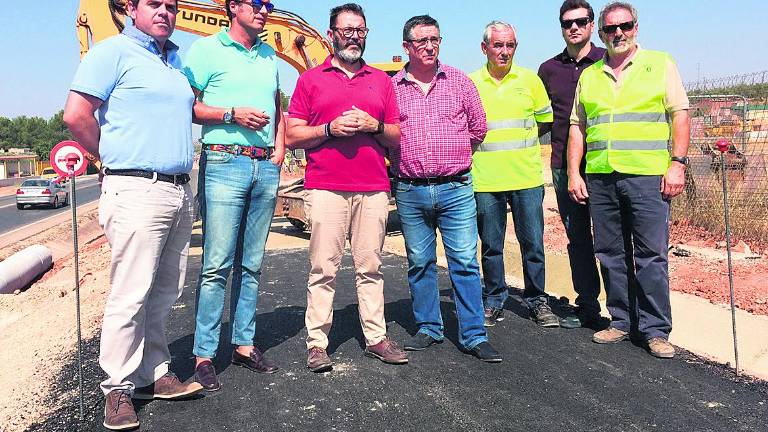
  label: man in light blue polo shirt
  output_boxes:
[183,0,285,391]
[63,0,202,429]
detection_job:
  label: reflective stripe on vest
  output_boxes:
[586,140,668,152]
[487,118,535,130]
[478,138,538,152]
[586,112,668,129]
[535,105,553,116]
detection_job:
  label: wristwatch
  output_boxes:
[223,107,235,124]
[374,121,385,135]
[670,156,689,166]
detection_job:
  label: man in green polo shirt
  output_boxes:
[183,0,285,392]
[469,21,559,328]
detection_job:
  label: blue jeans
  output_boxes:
[475,186,547,310]
[193,150,280,358]
[552,168,601,314]
[394,176,487,350]
[587,173,671,340]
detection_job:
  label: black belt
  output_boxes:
[104,168,190,185]
[397,170,470,185]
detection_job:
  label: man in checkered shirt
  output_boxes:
[391,14,502,363]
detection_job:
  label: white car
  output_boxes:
[16,179,69,209]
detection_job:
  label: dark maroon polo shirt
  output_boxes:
[538,43,605,169]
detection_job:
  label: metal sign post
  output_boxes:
[50,141,90,421]
[715,138,740,375]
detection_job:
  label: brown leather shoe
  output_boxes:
[103,389,139,430]
[194,360,221,391]
[647,337,675,359]
[307,347,333,373]
[133,372,204,400]
[232,347,279,374]
[592,327,629,344]
[364,338,408,364]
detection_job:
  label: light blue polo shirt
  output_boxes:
[70,26,194,174]
[183,29,279,148]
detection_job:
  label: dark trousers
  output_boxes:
[587,173,672,340]
[475,186,547,310]
[552,168,602,315]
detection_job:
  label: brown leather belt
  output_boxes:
[204,144,273,159]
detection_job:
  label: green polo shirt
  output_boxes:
[184,28,279,148]
[469,63,553,191]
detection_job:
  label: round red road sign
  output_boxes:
[49,141,90,177]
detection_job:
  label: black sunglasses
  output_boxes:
[601,20,635,34]
[236,0,275,13]
[560,17,591,29]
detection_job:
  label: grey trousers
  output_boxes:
[98,175,193,394]
[587,173,672,340]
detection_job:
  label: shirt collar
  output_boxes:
[601,43,643,72]
[478,62,520,83]
[320,55,374,77]
[394,60,445,83]
[122,25,178,55]
[556,42,602,64]
[217,28,262,51]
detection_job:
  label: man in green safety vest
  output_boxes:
[567,2,690,359]
[469,21,559,328]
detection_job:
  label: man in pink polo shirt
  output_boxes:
[286,3,407,373]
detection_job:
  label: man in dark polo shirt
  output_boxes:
[538,0,606,328]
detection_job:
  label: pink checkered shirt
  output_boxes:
[390,63,487,178]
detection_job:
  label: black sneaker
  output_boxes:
[403,332,441,351]
[531,303,560,328]
[483,307,504,327]
[467,341,502,363]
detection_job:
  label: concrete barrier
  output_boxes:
[0,245,53,294]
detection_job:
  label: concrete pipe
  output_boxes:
[0,245,53,294]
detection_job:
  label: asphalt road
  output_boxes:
[0,177,101,234]
[28,248,768,432]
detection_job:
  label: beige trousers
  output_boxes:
[305,189,389,349]
[98,175,193,394]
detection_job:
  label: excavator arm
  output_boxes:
[76,0,333,73]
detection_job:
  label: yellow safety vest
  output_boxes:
[469,64,553,192]
[578,49,671,175]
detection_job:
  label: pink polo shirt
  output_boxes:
[288,56,400,192]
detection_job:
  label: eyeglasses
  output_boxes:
[331,27,369,38]
[407,36,442,47]
[601,20,635,34]
[236,0,274,13]
[560,17,591,29]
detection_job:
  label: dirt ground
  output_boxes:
[1,193,767,431]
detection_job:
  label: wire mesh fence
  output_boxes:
[675,71,768,244]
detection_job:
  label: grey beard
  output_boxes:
[333,39,364,63]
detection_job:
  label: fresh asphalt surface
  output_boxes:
[29,246,768,432]
[0,177,101,233]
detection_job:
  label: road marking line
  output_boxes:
[0,199,100,239]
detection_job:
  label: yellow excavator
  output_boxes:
[76,0,402,72]
[75,0,404,230]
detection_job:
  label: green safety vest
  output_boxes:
[578,49,671,175]
[469,65,553,192]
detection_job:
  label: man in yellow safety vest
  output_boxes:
[469,21,559,328]
[567,1,690,359]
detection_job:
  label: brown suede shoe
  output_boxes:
[647,337,675,359]
[592,327,629,344]
[364,338,409,364]
[307,347,333,373]
[132,372,204,400]
[103,389,139,431]
[232,347,279,374]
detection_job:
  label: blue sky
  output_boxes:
[0,0,765,119]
